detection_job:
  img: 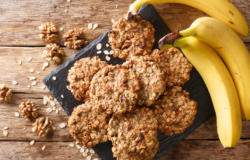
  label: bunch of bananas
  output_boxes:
[129,0,249,148]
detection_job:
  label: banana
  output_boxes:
[161,37,242,147]
[128,0,248,36]
[176,17,250,120]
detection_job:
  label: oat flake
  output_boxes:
[105,56,111,61]
[52,76,57,80]
[30,140,35,145]
[59,122,67,129]
[97,51,102,54]
[42,145,46,151]
[14,112,20,117]
[92,23,98,30]
[3,130,8,137]
[12,80,18,85]
[88,23,93,29]
[96,43,102,50]
[27,57,32,62]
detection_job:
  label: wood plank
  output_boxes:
[0,0,249,46]
[160,139,250,160]
[0,141,100,160]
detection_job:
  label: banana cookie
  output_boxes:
[153,86,197,136]
[108,107,159,160]
[68,101,110,148]
[89,65,140,114]
[108,14,155,60]
[67,56,108,101]
[150,48,193,87]
[123,57,166,106]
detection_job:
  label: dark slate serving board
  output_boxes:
[43,5,215,160]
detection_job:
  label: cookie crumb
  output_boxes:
[30,140,35,145]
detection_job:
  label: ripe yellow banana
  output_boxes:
[178,17,250,120]
[161,37,242,147]
[128,0,248,36]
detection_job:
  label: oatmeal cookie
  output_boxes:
[123,57,165,106]
[68,101,110,147]
[67,56,108,101]
[149,48,192,87]
[108,107,159,160]
[89,65,140,114]
[153,86,197,136]
[108,14,155,60]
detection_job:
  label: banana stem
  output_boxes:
[158,31,181,48]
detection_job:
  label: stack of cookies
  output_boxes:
[67,14,197,160]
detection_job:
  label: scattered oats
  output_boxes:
[29,68,35,73]
[80,147,85,153]
[46,107,52,113]
[97,51,102,54]
[3,127,9,130]
[55,109,59,114]
[50,101,56,107]
[76,144,81,149]
[52,106,56,111]
[60,94,64,98]
[42,62,49,70]
[31,81,37,86]
[92,23,98,30]
[90,149,95,154]
[103,50,109,55]
[27,57,32,62]
[82,152,88,157]
[3,130,8,137]
[88,23,93,29]
[42,145,46,151]
[109,50,114,55]
[29,76,36,81]
[14,112,20,117]
[43,96,49,105]
[86,155,92,160]
[111,18,115,24]
[85,148,89,153]
[52,76,57,81]
[96,43,102,50]
[105,43,109,47]
[105,56,111,61]
[18,60,22,65]
[59,122,67,129]
[69,143,74,147]
[59,27,64,32]
[30,140,35,145]
[12,80,18,85]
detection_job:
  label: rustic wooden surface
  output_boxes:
[0,0,249,159]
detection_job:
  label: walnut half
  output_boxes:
[43,43,65,64]
[32,116,53,137]
[39,22,58,43]
[19,101,39,121]
[0,84,12,103]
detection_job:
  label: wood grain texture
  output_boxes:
[0,0,249,159]
[0,0,249,46]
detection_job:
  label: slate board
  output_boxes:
[43,4,215,160]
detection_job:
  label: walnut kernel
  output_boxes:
[0,84,12,103]
[43,43,65,64]
[32,116,53,137]
[64,28,86,49]
[19,101,39,121]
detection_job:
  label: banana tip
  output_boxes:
[158,31,181,48]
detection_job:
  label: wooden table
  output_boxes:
[0,0,249,159]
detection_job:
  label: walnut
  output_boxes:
[0,84,12,103]
[19,101,39,121]
[39,22,58,43]
[32,116,53,137]
[63,28,86,49]
[43,43,65,64]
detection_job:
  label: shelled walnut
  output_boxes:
[43,43,65,64]
[0,84,12,103]
[63,28,86,49]
[19,101,39,121]
[39,22,58,43]
[32,116,53,137]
